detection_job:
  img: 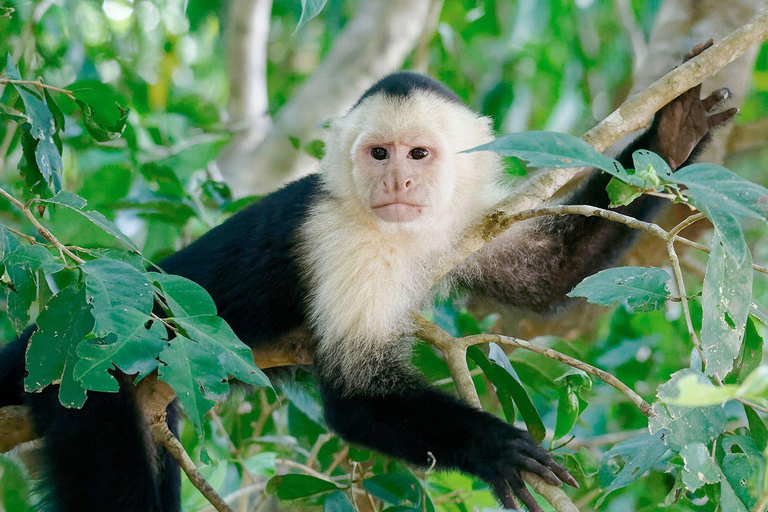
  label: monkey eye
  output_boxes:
[409,148,429,160]
[371,147,388,160]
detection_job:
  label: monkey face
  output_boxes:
[321,90,505,235]
[352,128,453,224]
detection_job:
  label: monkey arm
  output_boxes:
[317,360,576,512]
[459,75,737,314]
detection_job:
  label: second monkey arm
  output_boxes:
[458,80,737,313]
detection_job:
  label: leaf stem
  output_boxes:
[0,187,85,264]
[0,78,75,99]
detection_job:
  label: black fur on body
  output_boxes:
[0,66,733,512]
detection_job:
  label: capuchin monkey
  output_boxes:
[0,42,737,512]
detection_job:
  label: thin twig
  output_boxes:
[0,187,85,264]
[668,213,706,238]
[0,77,75,99]
[151,421,235,512]
[666,239,707,368]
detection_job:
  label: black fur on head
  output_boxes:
[352,71,464,110]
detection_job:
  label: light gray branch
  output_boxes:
[220,0,434,195]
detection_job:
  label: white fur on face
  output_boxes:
[300,90,509,391]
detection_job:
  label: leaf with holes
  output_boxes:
[668,163,768,264]
[597,431,669,502]
[24,287,94,408]
[568,266,671,313]
[651,369,727,451]
[701,231,752,378]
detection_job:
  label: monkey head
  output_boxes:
[320,89,507,234]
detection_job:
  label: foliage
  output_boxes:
[0,1,767,512]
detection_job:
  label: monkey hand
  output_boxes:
[481,425,578,512]
[652,39,738,170]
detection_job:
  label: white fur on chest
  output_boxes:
[299,199,451,378]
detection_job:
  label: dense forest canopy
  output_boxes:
[1,1,768,511]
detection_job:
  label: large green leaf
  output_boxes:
[266,474,340,500]
[40,192,139,251]
[668,163,768,263]
[80,258,153,338]
[680,443,720,492]
[172,315,269,387]
[597,431,669,501]
[464,131,623,176]
[151,273,217,318]
[323,491,355,512]
[4,245,64,274]
[567,266,671,313]
[4,264,38,333]
[24,287,93,408]
[74,318,165,391]
[701,232,752,378]
[157,334,228,439]
[466,345,545,442]
[4,56,63,192]
[650,369,727,451]
[362,474,422,506]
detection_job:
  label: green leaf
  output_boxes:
[467,346,545,442]
[567,266,671,312]
[4,56,63,192]
[296,0,328,31]
[172,315,269,388]
[606,177,642,207]
[69,81,130,142]
[4,244,64,274]
[24,287,94,408]
[158,335,228,440]
[467,346,516,425]
[80,259,153,338]
[597,431,669,500]
[464,131,623,176]
[40,192,139,251]
[151,273,217,318]
[632,150,672,179]
[680,443,720,492]
[76,99,129,142]
[722,448,763,508]
[730,319,763,384]
[243,452,276,478]
[553,371,590,440]
[4,264,37,333]
[0,455,34,512]
[701,232,752,378]
[324,491,355,512]
[650,369,727,451]
[74,318,165,391]
[745,405,768,450]
[555,385,580,440]
[362,474,422,506]
[738,366,768,409]
[266,474,340,500]
[668,163,768,263]
[666,373,738,407]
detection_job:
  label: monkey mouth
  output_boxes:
[371,202,427,223]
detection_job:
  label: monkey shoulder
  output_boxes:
[159,174,327,347]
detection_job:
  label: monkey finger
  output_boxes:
[509,472,544,512]
[491,480,520,510]
[508,457,562,487]
[702,88,730,111]
[707,107,739,128]
[547,462,579,489]
[684,39,714,62]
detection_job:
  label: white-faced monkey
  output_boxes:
[0,41,737,512]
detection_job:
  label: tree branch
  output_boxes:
[220,0,434,195]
